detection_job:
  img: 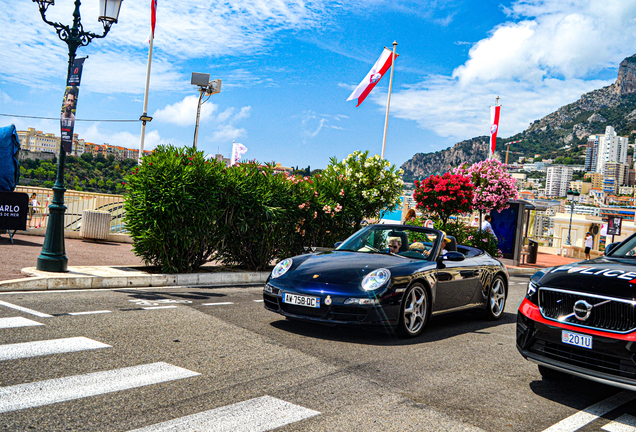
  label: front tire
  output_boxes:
[485,275,506,320]
[398,283,429,338]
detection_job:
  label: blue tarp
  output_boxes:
[0,124,20,192]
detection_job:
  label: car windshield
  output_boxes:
[335,225,440,260]
[607,236,636,257]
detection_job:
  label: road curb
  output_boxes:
[506,267,539,276]
[0,268,270,292]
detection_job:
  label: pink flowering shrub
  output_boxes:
[454,159,518,213]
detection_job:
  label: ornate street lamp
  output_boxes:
[33,0,122,272]
[565,189,580,246]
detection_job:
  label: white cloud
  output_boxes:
[153,96,218,126]
[0,0,327,94]
[455,0,636,84]
[301,111,348,142]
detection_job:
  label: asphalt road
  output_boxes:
[1,277,635,431]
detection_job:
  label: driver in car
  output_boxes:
[387,237,402,253]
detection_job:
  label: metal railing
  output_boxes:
[14,186,126,233]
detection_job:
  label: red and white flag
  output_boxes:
[347,48,397,107]
[151,0,157,37]
[489,105,500,157]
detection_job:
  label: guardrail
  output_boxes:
[14,186,126,234]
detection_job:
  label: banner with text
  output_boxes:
[60,57,86,153]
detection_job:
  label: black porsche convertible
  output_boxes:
[263,224,509,337]
[517,234,636,390]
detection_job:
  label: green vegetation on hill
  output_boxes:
[503,92,636,161]
[18,153,137,194]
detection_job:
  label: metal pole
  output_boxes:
[193,88,204,149]
[381,41,397,160]
[566,201,574,246]
[139,34,154,164]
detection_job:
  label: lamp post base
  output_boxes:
[36,254,68,273]
[36,184,68,273]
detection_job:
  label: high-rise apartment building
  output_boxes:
[593,126,628,174]
[545,165,574,198]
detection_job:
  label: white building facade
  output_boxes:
[545,165,574,198]
[595,126,629,174]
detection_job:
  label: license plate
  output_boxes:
[282,293,320,308]
[562,330,592,350]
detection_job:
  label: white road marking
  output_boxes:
[0,362,200,413]
[127,395,320,432]
[253,300,264,303]
[0,317,44,329]
[0,337,110,361]
[67,310,112,316]
[0,300,52,318]
[202,302,234,306]
[142,306,178,310]
[602,414,636,432]
[542,391,636,432]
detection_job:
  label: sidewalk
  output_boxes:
[0,233,579,292]
[501,252,581,276]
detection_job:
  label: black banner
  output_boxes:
[60,57,86,153]
[608,217,622,236]
[0,191,28,231]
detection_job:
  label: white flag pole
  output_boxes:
[138,33,154,164]
[381,41,397,160]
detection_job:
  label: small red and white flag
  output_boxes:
[231,142,248,166]
[151,0,157,37]
[347,47,397,107]
[489,105,500,157]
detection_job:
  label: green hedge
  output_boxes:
[124,147,403,273]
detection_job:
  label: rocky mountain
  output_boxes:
[401,54,636,181]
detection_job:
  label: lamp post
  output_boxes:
[33,0,122,272]
[565,189,580,246]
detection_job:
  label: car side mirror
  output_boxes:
[439,251,465,262]
[334,241,342,249]
[605,242,620,256]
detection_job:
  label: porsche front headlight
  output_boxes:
[271,258,292,278]
[361,268,391,291]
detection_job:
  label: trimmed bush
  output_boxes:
[123,146,226,273]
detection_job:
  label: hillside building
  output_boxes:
[545,165,573,198]
[17,128,60,154]
[588,126,629,174]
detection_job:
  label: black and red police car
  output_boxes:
[517,235,636,389]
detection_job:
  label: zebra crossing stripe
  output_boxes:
[0,317,43,329]
[541,391,636,432]
[0,362,200,413]
[127,395,320,432]
[0,337,111,361]
[0,301,52,318]
[602,414,636,432]
[67,310,112,316]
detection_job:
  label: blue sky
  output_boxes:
[1,0,636,169]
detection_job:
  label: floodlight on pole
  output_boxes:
[191,72,222,149]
